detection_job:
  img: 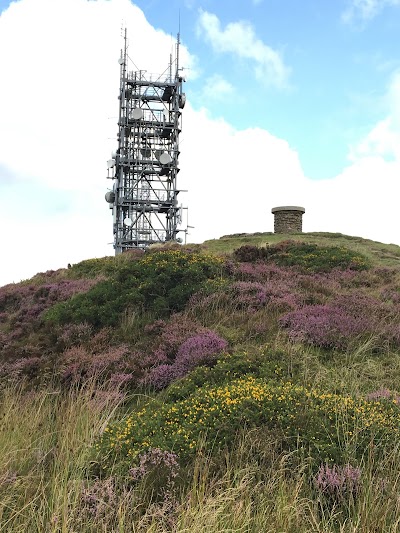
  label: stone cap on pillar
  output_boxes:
[271,206,305,214]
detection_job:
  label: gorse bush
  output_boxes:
[44,249,224,328]
[165,350,293,402]
[98,376,400,472]
[233,241,371,272]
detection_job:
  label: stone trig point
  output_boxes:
[271,206,305,233]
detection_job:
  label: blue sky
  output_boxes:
[133,0,400,178]
[0,0,399,285]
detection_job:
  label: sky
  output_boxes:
[0,0,399,286]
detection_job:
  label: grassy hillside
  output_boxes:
[204,231,400,268]
[1,233,400,531]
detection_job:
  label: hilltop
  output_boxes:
[1,232,400,531]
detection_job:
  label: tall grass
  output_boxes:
[0,379,123,532]
[2,381,400,532]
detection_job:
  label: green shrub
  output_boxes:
[165,350,291,401]
[98,377,400,472]
[233,241,371,272]
[44,250,224,328]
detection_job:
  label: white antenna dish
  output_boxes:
[131,108,143,120]
[107,159,115,168]
[118,58,124,65]
[159,152,172,165]
[124,217,133,226]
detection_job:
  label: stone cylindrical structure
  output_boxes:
[271,206,305,233]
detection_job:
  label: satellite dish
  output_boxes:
[131,108,143,120]
[140,145,151,158]
[159,152,172,165]
[124,217,133,226]
[105,191,115,203]
[118,58,124,65]
[107,159,115,168]
[179,94,186,109]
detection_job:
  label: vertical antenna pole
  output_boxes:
[176,12,180,79]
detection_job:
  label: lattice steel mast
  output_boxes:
[105,29,187,253]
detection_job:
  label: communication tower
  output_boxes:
[105,29,187,253]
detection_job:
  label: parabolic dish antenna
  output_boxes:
[179,94,186,109]
[159,152,172,165]
[105,191,115,203]
[107,159,115,168]
[140,145,151,157]
[131,108,143,120]
[124,217,133,226]
[118,58,124,65]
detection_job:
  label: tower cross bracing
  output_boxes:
[106,31,186,253]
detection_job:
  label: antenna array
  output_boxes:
[105,29,187,253]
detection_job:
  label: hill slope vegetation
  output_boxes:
[1,233,400,531]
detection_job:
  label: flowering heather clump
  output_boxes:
[108,372,134,389]
[0,279,99,316]
[60,344,131,383]
[280,304,368,349]
[232,262,295,283]
[175,331,228,373]
[154,315,208,358]
[0,279,100,349]
[229,282,269,310]
[129,448,180,488]
[143,364,180,391]
[278,288,400,349]
[0,356,42,382]
[333,293,388,320]
[81,477,117,518]
[381,288,400,305]
[140,314,208,368]
[314,463,362,499]
[366,388,400,404]
[59,322,93,348]
[143,330,227,390]
[190,275,300,316]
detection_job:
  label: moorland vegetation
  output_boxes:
[1,233,400,531]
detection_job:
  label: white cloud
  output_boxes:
[342,0,400,23]
[0,0,399,287]
[0,0,194,285]
[349,71,400,160]
[201,74,235,101]
[181,104,400,248]
[196,10,290,88]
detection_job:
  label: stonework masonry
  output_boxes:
[271,206,305,233]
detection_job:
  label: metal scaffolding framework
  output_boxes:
[105,30,187,253]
